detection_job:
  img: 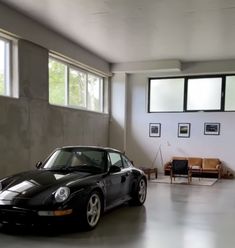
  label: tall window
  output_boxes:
[0,37,10,96]
[49,57,104,112]
[225,76,235,111]
[49,58,66,105]
[88,74,103,112]
[0,33,18,98]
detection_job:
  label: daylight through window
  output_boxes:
[149,75,235,112]
[0,37,10,96]
[187,77,222,111]
[49,57,104,112]
[149,78,184,112]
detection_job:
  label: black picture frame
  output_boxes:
[149,123,161,137]
[204,122,220,135]
[178,123,190,138]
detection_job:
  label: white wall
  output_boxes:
[109,73,127,151]
[111,60,235,174]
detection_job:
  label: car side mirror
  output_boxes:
[109,165,121,174]
[35,161,42,169]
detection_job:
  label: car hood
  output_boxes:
[0,169,93,205]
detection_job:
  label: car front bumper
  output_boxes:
[0,206,76,226]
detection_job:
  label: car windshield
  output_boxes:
[42,148,107,173]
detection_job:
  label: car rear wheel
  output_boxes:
[82,191,102,230]
[132,178,147,206]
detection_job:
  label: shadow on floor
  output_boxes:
[0,203,146,238]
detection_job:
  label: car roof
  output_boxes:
[60,146,123,154]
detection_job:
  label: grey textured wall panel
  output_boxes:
[18,40,48,100]
[29,100,64,167]
[0,97,30,175]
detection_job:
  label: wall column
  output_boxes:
[109,73,128,152]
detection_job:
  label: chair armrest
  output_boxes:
[216,164,221,169]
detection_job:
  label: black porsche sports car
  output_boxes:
[0,146,147,230]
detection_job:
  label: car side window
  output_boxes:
[122,155,132,168]
[109,152,123,168]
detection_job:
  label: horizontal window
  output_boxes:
[187,77,222,111]
[49,57,104,113]
[149,78,184,112]
[0,33,18,98]
[149,75,235,112]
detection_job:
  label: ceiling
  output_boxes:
[1,0,235,63]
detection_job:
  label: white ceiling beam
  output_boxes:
[111,60,181,73]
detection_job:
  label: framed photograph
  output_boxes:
[204,123,220,135]
[178,123,190,138]
[149,123,161,137]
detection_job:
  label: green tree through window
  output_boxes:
[88,74,102,112]
[49,58,66,105]
[69,68,86,107]
[49,57,103,112]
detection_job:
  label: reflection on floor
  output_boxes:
[0,179,235,248]
[151,175,218,186]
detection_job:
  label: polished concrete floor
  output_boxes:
[1,178,235,248]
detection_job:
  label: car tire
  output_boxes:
[81,191,102,230]
[131,178,147,206]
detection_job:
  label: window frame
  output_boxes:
[224,75,235,111]
[185,75,225,112]
[108,152,124,169]
[148,74,235,113]
[49,56,104,113]
[148,76,185,113]
[121,155,133,168]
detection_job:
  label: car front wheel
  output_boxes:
[132,178,147,206]
[82,191,102,230]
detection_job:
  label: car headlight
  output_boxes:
[55,187,70,203]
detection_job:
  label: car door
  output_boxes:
[121,154,133,196]
[105,152,131,207]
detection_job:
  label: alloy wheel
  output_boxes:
[138,179,146,203]
[86,193,101,228]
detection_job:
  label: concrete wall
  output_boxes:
[0,40,109,178]
[111,60,235,175]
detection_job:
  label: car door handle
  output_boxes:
[121,172,130,183]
